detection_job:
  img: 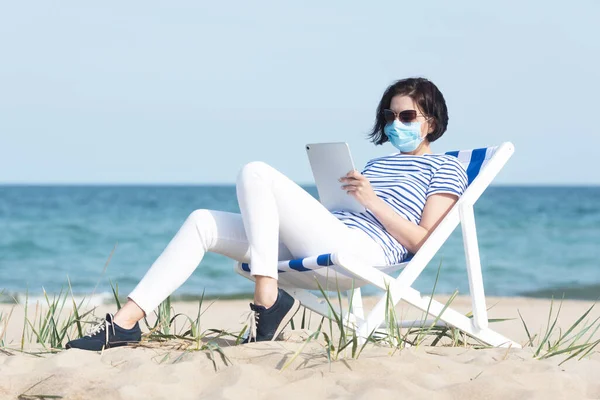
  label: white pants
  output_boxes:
[128,161,386,315]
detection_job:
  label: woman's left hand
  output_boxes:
[340,170,379,210]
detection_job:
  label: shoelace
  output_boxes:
[242,308,260,342]
[86,318,111,344]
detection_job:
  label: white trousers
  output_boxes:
[128,161,386,315]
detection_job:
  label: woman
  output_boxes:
[66,77,468,351]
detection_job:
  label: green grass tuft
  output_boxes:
[519,296,600,365]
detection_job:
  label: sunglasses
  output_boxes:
[383,109,422,124]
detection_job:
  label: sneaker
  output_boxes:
[243,289,301,343]
[65,313,142,351]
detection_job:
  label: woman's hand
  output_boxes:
[339,170,380,210]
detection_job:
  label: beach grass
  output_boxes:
[17,374,64,399]
[0,300,14,349]
[1,274,599,368]
[518,296,600,365]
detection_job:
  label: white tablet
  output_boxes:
[306,142,366,213]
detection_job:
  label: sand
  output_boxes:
[1,295,599,400]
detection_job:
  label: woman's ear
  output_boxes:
[427,119,437,134]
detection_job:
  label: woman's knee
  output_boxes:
[186,209,218,248]
[236,161,274,186]
[188,209,212,225]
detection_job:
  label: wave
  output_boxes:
[0,291,114,308]
[0,290,254,306]
[0,240,55,255]
[520,283,600,301]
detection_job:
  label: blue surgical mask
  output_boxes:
[383,120,424,153]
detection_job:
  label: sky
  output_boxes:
[1,1,599,185]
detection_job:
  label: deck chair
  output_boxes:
[235,142,519,348]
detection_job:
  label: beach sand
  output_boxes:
[1,295,599,399]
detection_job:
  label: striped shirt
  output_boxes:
[332,153,468,265]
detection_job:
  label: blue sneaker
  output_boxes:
[65,313,142,351]
[243,289,301,343]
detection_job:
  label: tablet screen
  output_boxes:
[306,142,366,213]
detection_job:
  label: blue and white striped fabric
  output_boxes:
[238,145,498,275]
[332,152,470,265]
[446,146,497,185]
[241,254,334,274]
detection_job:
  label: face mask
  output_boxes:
[383,120,424,153]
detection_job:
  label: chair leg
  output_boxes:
[399,286,519,348]
[347,288,365,344]
[358,284,519,348]
[347,288,364,320]
[459,203,489,330]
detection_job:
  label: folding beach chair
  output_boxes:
[235,142,520,348]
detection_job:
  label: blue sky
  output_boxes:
[1,1,598,185]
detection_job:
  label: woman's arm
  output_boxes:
[341,170,459,255]
[367,193,458,254]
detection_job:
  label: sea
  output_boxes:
[1,185,599,305]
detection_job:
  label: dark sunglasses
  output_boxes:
[383,109,421,124]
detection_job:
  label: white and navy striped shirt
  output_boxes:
[332,153,468,265]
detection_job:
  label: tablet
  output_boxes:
[306,142,367,213]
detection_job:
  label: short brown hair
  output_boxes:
[368,77,449,145]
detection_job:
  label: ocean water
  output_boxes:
[1,185,599,303]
